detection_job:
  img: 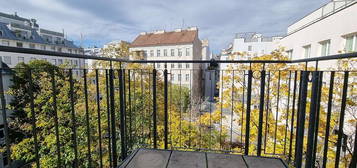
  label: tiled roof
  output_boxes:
[131,30,197,47]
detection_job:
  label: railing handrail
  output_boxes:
[0,45,357,64]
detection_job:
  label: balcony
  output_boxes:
[0,46,356,168]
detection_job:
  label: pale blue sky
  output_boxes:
[0,0,329,53]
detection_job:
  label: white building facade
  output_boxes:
[280,0,357,59]
[129,27,203,100]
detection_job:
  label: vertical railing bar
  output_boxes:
[295,71,309,168]
[28,69,40,168]
[273,71,281,154]
[264,71,271,154]
[164,68,168,149]
[241,70,246,152]
[230,70,235,151]
[128,69,132,150]
[0,66,11,166]
[152,68,157,149]
[119,68,127,159]
[334,71,349,168]
[283,71,292,155]
[95,69,103,168]
[83,69,92,167]
[322,71,335,168]
[188,69,192,148]
[312,71,323,164]
[257,70,266,156]
[132,71,136,148]
[305,71,320,168]
[288,71,298,162]
[109,69,118,167]
[349,123,357,168]
[169,69,173,149]
[69,69,79,168]
[51,68,62,167]
[140,70,144,145]
[105,70,113,168]
[220,69,224,150]
[244,70,253,155]
[179,69,182,148]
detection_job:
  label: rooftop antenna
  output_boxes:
[182,18,185,28]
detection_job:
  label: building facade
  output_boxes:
[0,12,85,69]
[279,0,357,59]
[232,32,282,59]
[129,27,203,100]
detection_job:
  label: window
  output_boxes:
[16,42,23,48]
[143,50,147,57]
[171,63,175,68]
[286,50,293,59]
[186,63,190,69]
[178,74,181,81]
[0,30,3,36]
[248,45,252,51]
[68,49,72,53]
[171,49,174,56]
[2,56,11,65]
[157,63,161,68]
[303,45,311,58]
[2,40,9,46]
[52,59,57,65]
[29,43,35,49]
[51,46,56,51]
[41,45,46,50]
[18,57,24,63]
[345,34,357,52]
[157,50,161,57]
[178,63,182,68]
[57,47,62,52]
[58,59,63,65]
[150,50,154,57]
[74,60,78,67]
[320,40,330,56]
[186,48,190,56]
[164,49,167,56]
[185,74,190,81]
[178,49,182,56]
[171,74,175,81]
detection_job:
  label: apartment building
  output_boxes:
[280,0,357,59]
[129,27,203,100]
[0,12,84,69]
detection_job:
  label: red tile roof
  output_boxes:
[130,30,197,47]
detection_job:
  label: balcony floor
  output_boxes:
[119,148,288,168]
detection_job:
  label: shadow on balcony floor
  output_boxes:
[119,148,288,168]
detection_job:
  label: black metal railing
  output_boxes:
[0,46,356,168]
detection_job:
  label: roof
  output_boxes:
[0,12,30,22]
[131,29,197,47]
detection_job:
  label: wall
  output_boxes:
[280,1,357,59]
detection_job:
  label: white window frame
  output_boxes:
[319,40,330,56]
[345,34,357,52]
[303,45,311,58]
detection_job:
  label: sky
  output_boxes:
[0,0,329,53]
